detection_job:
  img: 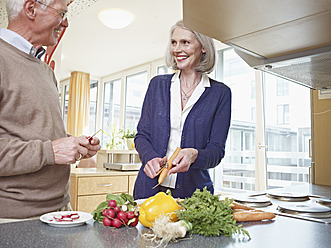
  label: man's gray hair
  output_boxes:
[6,0,54,20]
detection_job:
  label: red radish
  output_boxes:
[112,218,122,228]
[103,217,112,227]
[108,200,117,208]
[117,211,127,221]
[113,206,121,213]
[106,209,116,219]
[126,211,135,220]
[130,217,139,227]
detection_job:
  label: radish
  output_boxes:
[103,217,112,227]
[117,211,127,221]
[113,206,121,213]
[108,200,117,208]
[126,211,135,220]
[112,218,122,228]
[129,217,138,227]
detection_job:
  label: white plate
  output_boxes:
[40,211,93,227]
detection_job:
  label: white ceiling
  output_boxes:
[0,0,183,81]
[0,0,225,81]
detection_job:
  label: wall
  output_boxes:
[312,90,331,186]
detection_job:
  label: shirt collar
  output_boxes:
[0,28,44,58]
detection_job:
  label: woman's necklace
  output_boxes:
[180,79,199,101]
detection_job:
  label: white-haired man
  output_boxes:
[0,0,101,222]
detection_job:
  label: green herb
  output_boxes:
[177,187,250,238]
[92,193,137,224]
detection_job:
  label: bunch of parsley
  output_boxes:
[177,187,250,238]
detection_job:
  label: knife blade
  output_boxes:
[87,129,101,143]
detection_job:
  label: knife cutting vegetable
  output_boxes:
[87,129,101,144]
[153,147,181,189]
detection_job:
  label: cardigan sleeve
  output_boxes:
[188,84,232,170]
[134,77,165,165]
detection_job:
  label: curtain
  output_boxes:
[67,71,90,137]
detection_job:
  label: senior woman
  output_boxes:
[133,20,231,199]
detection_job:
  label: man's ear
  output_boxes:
[24,0,37,20]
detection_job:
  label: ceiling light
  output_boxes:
[98,9,134,29]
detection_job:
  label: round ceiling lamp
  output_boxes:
[98,9,134,29]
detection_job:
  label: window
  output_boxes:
[102,79,121,148]
[212,48,311,193]
[276,78,289,96]
[157,65,172,75]
[62,84,70,131]
[213,49,257,193]
[124,71,148,131]
[89,80,98,134]
[277,104,290,125]
[264,73,311,189]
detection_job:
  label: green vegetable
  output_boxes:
[177,187,250,238]
[92,193,137,224]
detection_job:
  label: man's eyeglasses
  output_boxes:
[34,0,68,21]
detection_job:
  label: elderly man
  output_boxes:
[0,0,100,222]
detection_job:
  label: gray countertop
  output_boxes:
[1,184,331,248]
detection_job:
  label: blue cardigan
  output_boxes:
[133,74,231,199]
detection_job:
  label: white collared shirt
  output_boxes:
[0,28,38,56]
[161,71,211,188]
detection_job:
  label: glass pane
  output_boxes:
[213,49,256,193]
[102,79,121,148]
[62,84,70,131]
[157,65,172,75]
[125,71,148,131]
[264,74,311,189]
[89,80,98,134]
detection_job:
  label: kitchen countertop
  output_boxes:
[1,184,331,248]
[70,167,139,177]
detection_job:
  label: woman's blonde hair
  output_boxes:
[165,20,216,74]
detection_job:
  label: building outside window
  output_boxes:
[212,48,311,193]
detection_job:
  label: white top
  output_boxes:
[161,71,211,188]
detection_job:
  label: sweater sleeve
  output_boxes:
[190,85,232,170]
[0,137,55,177]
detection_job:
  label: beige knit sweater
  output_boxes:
[0,39,70,218]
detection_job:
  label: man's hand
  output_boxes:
[52,136,101,164]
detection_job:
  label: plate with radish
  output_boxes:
[40,211,93,227]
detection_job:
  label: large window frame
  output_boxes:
[58,51,311,193]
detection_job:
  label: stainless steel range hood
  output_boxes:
[183,0,331,89]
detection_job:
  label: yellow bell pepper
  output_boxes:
[139,192,180,228]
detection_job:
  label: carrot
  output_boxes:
[233,209,263,213]
[231,201,255,210]
[166,147,182,170]
[233,211,275,222]
[158,168,169,185]
[152,147,181,189]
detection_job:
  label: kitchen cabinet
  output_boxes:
[69,168,138,213]
[312,90,331,186]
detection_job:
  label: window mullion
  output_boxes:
[255,70,267,191]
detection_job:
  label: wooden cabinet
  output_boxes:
[69,168,138,213]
